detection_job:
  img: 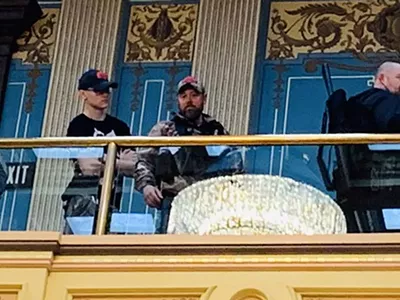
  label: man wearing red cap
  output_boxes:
[134,76,243,234]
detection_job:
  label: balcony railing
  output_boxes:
[1,133,400,235]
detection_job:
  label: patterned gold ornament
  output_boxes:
[125,4,198,63]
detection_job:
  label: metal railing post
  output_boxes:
[95,142,117,235]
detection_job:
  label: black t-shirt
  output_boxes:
[65,113,131,208]
[67,113,130,138]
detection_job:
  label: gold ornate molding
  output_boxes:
[266,0,400,61]
[2,233,400,272]
[12,8,60,64]
[75,298,198,300]
[75,296,199,300]
[304,297,400,300]
[51,254,400,272]
[69,287,210,300]
[299,288,400,300]
[0,252,53,269]
[125,4,198,62]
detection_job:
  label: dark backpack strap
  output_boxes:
[321,63,334,133]
[318,63,335,190]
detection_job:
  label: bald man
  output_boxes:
[346,61,400,133]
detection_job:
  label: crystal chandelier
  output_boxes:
[168,174,347,235]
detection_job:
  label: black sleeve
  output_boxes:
[67,119,84,137]
[119,121,131,136]
[372,94,400,132]
[387,115,400,133]
[216,121,229,135]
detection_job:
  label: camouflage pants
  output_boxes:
[63,195,116,234]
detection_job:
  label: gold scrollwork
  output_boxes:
[125,4,198,62]
[266,0,400,62]
[12,8,60,64]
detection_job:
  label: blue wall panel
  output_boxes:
[0,62,52,230]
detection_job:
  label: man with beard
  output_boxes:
[134,76,243,233]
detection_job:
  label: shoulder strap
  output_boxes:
[321,63,334,134]
[318,63,335,190]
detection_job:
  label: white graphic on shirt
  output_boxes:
[93,128,116,137]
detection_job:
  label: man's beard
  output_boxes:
[180,106,202,120]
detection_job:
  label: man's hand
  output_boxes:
[103,149,137,177]
[77,158,104,176]
[143,185,163,208]
[162,121,178,136]
[149,121,178,137]
[118,149,137,161]
[116,149,138,176]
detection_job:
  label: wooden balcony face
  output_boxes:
[1,233,400,300]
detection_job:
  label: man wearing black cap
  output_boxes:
[67,69,129,139]
[134,76,243,234]
[62,69,136,234]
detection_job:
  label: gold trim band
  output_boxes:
[0,134,400,148]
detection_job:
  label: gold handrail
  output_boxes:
[6,133,400,236]
[95,143,117,235]
[2,134,400,148]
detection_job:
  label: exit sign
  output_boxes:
[5,162,36,189]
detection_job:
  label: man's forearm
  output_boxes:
[134,149,157,191]
[77,158,103,176]
[115,159,135,177]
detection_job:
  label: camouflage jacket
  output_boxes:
[134,113,243,196]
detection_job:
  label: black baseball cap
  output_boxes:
[78,69,118,92]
